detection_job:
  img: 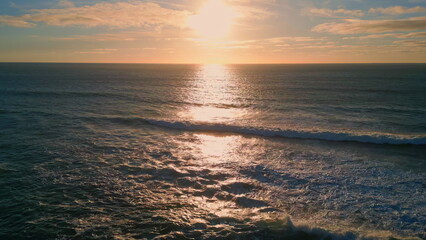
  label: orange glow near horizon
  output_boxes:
[187,0,238,39]
[1,1,425,63]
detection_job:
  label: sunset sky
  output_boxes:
[1,0,426,63]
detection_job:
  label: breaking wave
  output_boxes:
[141,118,426,145]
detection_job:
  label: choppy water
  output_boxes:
[0,63,425,239]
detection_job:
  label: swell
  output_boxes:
[133,118,426,145]
[0,89,126,99]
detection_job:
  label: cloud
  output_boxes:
[236,5,276,19]
[306,8,365,18]
[0,16,36,28]
[57,0,75,8]
[75,48,118,54]
[369,6,426,15]
[0,2,190,28]
[344,32,426,40]
[393,39,426,47]
[51,31,154,41]
[312,17,426,34]
[227,0,277,20]
[93,48,118,51]
[196,36,328,51]
[305,6,426,18]
[49,28,192,42]
[75,51,113,54]
[401,31,426,38]
[343,33,402,40]
[265,37,318,43]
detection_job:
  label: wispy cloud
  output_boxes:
[344,32,426,40]
[73,48,118,54]
[369,6,426,15]
[305,6,426,18]
[265,37,319,43]
[51,33,140,42]
[0,2,190,28]
[49,28,192,42]
[305,8,365,18]
[399,31,426,38]
[0,16,36,28]
[75,51,114,54]
[194,36,328,51]
[393,39,426,47]
[57,0,75,8]
[312,17,426,34]
[93,48,118,51]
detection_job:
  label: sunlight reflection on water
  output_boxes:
[179,65,247,165]
[193,133,241,163]
[179,64,246,123]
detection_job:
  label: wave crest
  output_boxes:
[144,119,426,145]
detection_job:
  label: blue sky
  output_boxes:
[0,0,425,63]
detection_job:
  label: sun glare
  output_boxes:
[187,0,238,39]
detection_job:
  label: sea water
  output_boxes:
[0,63,425,239]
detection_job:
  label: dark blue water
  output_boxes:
[1,63,425,239]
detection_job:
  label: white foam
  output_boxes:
[145,119,426,145]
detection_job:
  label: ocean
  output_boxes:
[0,63,425,239]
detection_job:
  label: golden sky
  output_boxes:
[0,0,425,63]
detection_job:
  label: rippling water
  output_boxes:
[0,63,425,239]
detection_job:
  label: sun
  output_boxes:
[187,0,238,39]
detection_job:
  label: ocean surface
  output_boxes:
[0,63,425,240]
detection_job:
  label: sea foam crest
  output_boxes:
[145,119,426,145]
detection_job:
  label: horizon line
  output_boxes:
[1,61,426,65]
